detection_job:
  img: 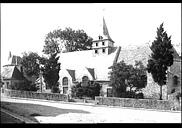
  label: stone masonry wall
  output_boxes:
[95,96,181,111]
[3,89,69,102]
[142,73,167,100]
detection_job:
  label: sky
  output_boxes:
[1,3,181,68]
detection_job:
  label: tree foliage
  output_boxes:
[147,23,174,100]
[71,81,101,99]
[11,80,39,92]
[109,60,147,98]
[21,52,41,77]
[42,27,93,55]
[41,53,61,93]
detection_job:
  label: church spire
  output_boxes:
[103,17,110,39]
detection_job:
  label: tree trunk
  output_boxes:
[159,85,162,100]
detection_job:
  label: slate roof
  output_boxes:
[117,44,180,67]
[1,65,25,80]
[117,45,151,67]
[59,47,119,81]
[169,59,181,77]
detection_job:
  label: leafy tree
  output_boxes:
[11,80,39,91]
[42,27,93,55]
[21,52,41,77]
[147,23,174,100]
[109,60,147,98]
[41,53,61,93]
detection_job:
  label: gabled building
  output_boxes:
[57,17,119,96]
[115,44,181,100]
[1,55,40,91]
[57,17,181,100]
[1,65,26,89]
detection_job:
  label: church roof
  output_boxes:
[117,45,151,67]
[117,44,181,67]
[59,48,119,81]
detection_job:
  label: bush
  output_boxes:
[51,86,60,93]
[11,80,39,92]
[71,81,101,99]
[135,92,144,99]
[51,83,60,93]
[120,91,144,99]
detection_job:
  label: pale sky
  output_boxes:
[1,3,181,68]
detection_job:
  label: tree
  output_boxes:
[147,23,174,100]
[109,60,147,98]
[21,52,41,77]
[42,27,93,55]
[11,80,39,91]
[41,53,61,93]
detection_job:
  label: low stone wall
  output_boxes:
[3,89,68,102]
[95,96,181,111]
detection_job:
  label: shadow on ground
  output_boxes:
[1,101,90,123]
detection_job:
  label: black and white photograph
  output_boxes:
[0,3,181,123]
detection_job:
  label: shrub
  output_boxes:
[135,92,144,99]
[71,81,101,99]
[51,83,60,93]
[11,80,39,92]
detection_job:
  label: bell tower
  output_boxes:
[92,17,114,56]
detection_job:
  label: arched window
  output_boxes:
[173,76,178,86]
[82,76,89,86]
[62,77,68,86]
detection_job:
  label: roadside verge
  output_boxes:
[0,108,38,123]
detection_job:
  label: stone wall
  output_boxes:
[3,89,68,102]
[95,96,181,111]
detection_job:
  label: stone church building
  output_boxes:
[1,18,181,100]
[56,18,181,100]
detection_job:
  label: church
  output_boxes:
[57,18,119,97]
[1,17,181,100]
[57,17,181,100]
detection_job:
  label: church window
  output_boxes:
[95,50,98,54]
[102,49,105,53]
[173,76,178,86]
[102,41,105,46]
[62,77,68,86]
[96,43,98,47]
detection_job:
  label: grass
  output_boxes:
[1,101,90,123]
